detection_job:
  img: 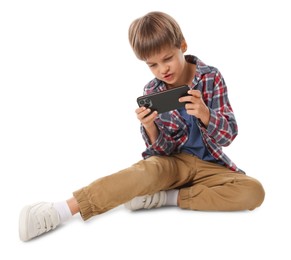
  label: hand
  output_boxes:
[179,90,210,126]
[135,107,158,128]
[135,107,159,144]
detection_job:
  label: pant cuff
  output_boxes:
[178,189,189,209]
[73,188,94,221]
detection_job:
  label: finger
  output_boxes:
[142,110,158,122]
[136,107,151,119]
[179,95,193,103]
[135,106,147,114]
[188,90,202,98]
[137,108,152,120]
[185,103,196,111]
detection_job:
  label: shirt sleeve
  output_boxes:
[140,112,188,157]
[200,71,238,147]
[140,124,170,155]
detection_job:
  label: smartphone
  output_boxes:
[137,85,190,114]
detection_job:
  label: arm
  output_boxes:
[201,71,238,147]
[140,110,188,156]
[135,107,159,145]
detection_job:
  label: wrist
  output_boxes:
[143,121,156,131]
[143,123,159,144]
[200,108,210,127]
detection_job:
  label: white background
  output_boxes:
[0,0,290,259]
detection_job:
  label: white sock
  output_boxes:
[165,190,179,206]
[53,201,73,223]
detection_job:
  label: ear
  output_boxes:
[181,40,188,53]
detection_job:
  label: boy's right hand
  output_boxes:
[136,107,159,144]
[135,107,158,128]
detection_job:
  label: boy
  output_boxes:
[19,11,265,242]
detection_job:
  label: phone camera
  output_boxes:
[139,98,152,108]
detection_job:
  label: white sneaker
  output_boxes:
[124,191,167,211]
[19,202,60,242]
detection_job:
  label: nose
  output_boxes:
[160,64,170,74]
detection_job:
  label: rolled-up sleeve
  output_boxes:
[202,71,238,147]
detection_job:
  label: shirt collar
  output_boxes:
[185,55,212,86]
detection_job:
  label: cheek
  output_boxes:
[174,57,183,68]
[150,67,159,76]
[172,61,182,74]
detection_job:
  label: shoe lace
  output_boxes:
[146,192,164,209]
[36,207,58,234]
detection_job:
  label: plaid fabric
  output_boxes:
[140,55,241,172]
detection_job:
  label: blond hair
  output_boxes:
[128,11,185,60]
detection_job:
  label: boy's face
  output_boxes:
[145,45,187,88]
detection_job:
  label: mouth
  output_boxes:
[163,73,173,81]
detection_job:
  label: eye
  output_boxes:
[149,63,157,68]
[165,56,173,61]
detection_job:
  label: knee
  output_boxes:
[133,159,171,192]
[246,178,265,210]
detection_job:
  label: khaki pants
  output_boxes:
[73,153,265,221]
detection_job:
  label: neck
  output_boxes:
[184,62,196,86]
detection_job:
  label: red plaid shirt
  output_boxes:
[140,55,241,172]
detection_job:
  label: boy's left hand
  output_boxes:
[179,90,210,127]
